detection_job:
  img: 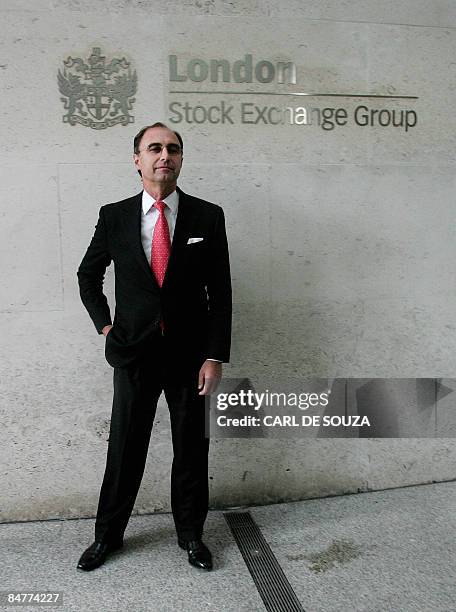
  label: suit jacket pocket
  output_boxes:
[104,323,161,368]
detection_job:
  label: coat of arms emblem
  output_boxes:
[58,47,137,129]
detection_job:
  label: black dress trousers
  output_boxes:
[94,334,209,544]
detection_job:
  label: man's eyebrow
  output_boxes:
[146,141,179,147]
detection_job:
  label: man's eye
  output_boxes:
[148,145,162,153]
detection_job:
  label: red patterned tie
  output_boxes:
[151,200,171,287]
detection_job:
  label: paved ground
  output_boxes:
[1,481,455,612]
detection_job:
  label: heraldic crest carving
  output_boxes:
[58,47,137,129]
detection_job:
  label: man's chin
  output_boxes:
[155,172,177,181]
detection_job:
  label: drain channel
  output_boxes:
[224,511,305,612]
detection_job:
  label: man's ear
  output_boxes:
[133,154,142,177]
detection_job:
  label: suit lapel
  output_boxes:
[171,187,194,249]
[162,187,196,288]
[120,192,160,289]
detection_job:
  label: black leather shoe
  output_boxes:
[77,539,123,571]
[178,538,213,570]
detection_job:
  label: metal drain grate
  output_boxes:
[224,511,305,612]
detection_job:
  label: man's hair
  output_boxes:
[133,122,184,154]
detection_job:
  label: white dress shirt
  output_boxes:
[140,188,221,363]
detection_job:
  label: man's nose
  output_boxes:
[160,147,170,160]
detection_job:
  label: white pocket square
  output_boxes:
[187,237,204,244]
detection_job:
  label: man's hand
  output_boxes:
[102,325,113,337]
[198,360,222,395]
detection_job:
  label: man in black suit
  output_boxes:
[76,122,232,572]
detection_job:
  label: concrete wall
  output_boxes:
[1,0,456,521]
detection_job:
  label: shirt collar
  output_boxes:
[142,188,179,215]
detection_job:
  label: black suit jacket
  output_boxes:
[77,187,232,369]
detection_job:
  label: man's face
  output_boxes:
[133,126,183,186]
